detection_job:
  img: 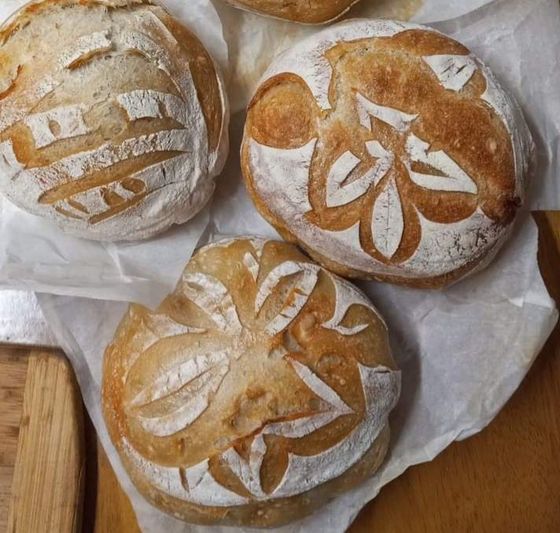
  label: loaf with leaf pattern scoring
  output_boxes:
[103,237,400,527]
[242,19,534,288]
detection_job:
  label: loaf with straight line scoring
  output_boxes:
[0,0,229,241]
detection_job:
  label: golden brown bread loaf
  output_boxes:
[242,20,534,288]
[0,0,228,241]
[222,0,362,24]
[103,237,400,527]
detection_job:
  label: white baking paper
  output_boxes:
[16,0,560,531]
[0,0,228,306]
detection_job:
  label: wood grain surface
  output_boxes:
[0,349,85,533]
[0,212,558,533]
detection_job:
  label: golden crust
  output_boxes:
[102,237,399,527]
[242,24,527,288]
[223,0,362,24]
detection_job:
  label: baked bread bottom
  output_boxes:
[223,0,362,24]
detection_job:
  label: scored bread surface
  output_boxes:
[102,237,400,527]
[0,0,229,241]
[242,19,534,288]
[222,0,362,24]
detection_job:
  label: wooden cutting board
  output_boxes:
[1,212,559,533]
[0,349,84,533]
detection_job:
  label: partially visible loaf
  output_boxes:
[222,0,362,24]
[0,0,229,241]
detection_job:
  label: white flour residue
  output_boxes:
[357,92,418,132]
[255,261,320,336]
[24,104,91,149]
[402,207,509,278]
[480,64,534,199]
[271,365,399,498]
[262,20,424,110]
[134,359,230,437]
[249,137,316,213]
[58,31,112,69]
[322,274,386,334]
[371,176,405,259]
[0,140,24,182]
[182,272,243,334]
[422,54,477,91]
[405,133,478,194]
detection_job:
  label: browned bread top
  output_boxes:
[103,237,400,527]
[242,20,534,288]
[222,0,361,24]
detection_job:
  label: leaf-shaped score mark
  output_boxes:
[263,358,353,438]
[371,176,405,259]
[356,92,418,133]
[129,351,230,437]
[406,133,478,194]
[326,141,394,208]
[221,358,353,498]
[321,276,377,336]
[143,313,206,339]
[182,272,243,335]
[423,54,477,92]
[255,261,320,336]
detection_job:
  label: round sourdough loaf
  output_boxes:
[102,237,400,527]
[0,0,228,241]
[222,0,362,24]
[242,19,534,288]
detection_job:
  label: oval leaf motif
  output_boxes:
[423,54,477,92]
[406,134,478,194]
[132,353,230,437]
[255,261,320,336]
[371,177,405,259]
[129,351,229,408]
[182,272,242,334]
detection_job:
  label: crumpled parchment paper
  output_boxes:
[5,0,560,531]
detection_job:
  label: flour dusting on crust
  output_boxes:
[106,237,400,511]
[0,2,229,241]
[244,19,533,285]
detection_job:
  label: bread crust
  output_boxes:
[241,20,534,288]
[102,237,400,526]
[222,0,362,24]
[0,0,229,241]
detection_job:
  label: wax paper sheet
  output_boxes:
[10,0,560,531]
[0,0,228,306]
